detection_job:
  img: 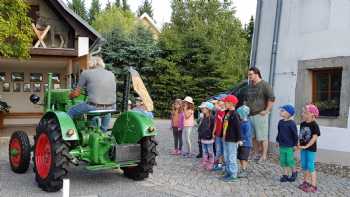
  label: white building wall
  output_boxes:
[255,0,350,161]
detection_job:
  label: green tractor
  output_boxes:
[8,67,158,192]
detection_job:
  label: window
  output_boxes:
[29,5,40,24]
[312,68,342,117]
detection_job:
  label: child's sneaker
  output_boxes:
[238,170,248,178]
[176,149,182,155]
[303,185,317,193]
[287,171,298,182]
[298,181,310,190]
[170,149,178,155]
[223,176,239,182]
[219,173,230,180]
[279,175,289,182]
[212,164,223,171]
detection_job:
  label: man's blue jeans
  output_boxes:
[224,141,238,177]
[67,102,112,132]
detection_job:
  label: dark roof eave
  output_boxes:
[55,0,105,44]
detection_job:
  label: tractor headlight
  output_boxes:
[147,127,156,133]
[66,129,75,137]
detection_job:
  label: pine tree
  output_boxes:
[115,0,121,7]
[122,0,129,10]
[137,0,153,19]
[245,16,254,66]
[88,0,101,24]
[154,0,249,115]
[67,0,88,21]
[105,0,112,10]
[246,16,254,44]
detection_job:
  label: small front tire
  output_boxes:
[9,131,31,173]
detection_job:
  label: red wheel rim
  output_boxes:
[35,133,52,179]
[10,138,21,167]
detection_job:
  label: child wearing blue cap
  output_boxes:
[198,102,215,170]
[276,104,298,182]
[236,105,252,178]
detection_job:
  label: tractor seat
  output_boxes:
[87,109,116,116]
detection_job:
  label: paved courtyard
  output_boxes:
[0,120,350,197]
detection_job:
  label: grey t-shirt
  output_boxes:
[78,67,116,104]
[246,80,275,115]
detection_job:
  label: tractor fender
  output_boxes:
[112,111,157,144]
[41,111,79,141]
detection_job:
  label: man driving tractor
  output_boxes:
[68,56,116,132]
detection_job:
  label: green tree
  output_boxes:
[137,0,154,19]
[0,0,33,58]
[245,16,254,66]
[153,0,249,116]
[105,0,112,10]
[101,25,160,111]
[67,0,88,21]
[122,0,129,10]
[92,5,137,34]
[88,0,101,24]
[115,0,121,7]
[246,16,254,44]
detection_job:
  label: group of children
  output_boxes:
[170,95,321,193]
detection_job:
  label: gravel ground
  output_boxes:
[1,119,350,197]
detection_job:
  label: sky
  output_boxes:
[84,0,257,28]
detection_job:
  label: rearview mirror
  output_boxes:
[30,94,40,104]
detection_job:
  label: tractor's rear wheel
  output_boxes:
[33,118,69,192]
[9,131,31,173]
[122,136,158,180]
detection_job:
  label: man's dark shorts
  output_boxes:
[237,146,251,161]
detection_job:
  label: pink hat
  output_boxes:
[305,104,319,117]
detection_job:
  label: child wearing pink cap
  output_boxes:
[297,104,321,193]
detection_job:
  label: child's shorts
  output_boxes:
[279,146,295,167]
[301,149,316,172]
[237,146,251,161]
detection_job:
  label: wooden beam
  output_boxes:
[30,48,78,57]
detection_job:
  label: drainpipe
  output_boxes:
[250,0,263,68]
[268,0,283,142]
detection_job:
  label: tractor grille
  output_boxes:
[115,144,141,163]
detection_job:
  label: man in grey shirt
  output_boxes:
[68,56,116,132]
[247,67,275,163]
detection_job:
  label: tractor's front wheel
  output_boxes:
[9,131,31,173]
[33,118,69,192]
[122,136,158,180]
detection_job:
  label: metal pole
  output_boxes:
[249,0,263,68]
[268,0,283,142]
[122,67,131,112]
[47,73,53,112]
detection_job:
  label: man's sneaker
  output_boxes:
[196,153,202,158]
[280,175,289,182]
[238,170,248,178]
[223,176,239,182]
[288,171,298,182]
[212,164,223,171]
[298,181,310,190]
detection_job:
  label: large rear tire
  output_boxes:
[122,136,158,180]
[33,118,69,192]
[9,131,31,173]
